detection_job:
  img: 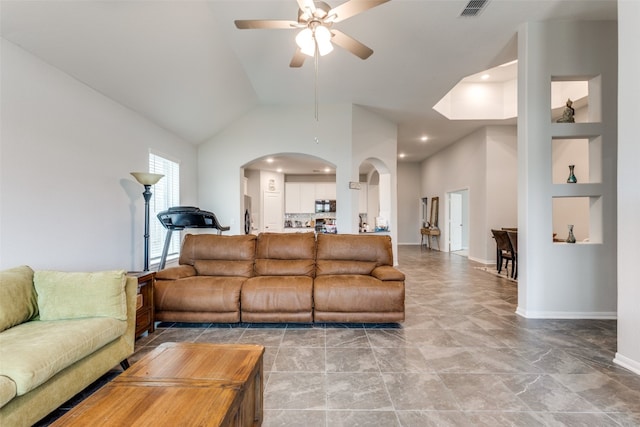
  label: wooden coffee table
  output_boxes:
[52,342,264,426]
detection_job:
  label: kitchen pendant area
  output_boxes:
[242,154,339,235]
[284,180,337,234]
[242,153,389,237]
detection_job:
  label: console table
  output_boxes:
[420,227,441,250]
[51,342,264,427]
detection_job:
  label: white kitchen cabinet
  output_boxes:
[285,183,300,213]
[315,182,336,200]
[285,183,316,214]
[299,183,316,213]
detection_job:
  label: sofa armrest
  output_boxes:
[123,276,138,351]
[155,265,196,280]
[371,266,405,281]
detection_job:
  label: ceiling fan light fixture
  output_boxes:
[295,28,315,56]
[314,25,333,56]
[296,25,333,57]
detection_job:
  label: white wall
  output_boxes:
[396,162,422,244]
[485,126,518,253]
[517,21,617,318]
[420,125,517,263]
[615,0,640,375]
[422,129,486,260]
[351,105,398,261]
[244,169,261,233]
[199,103,353,235]
[0,39,198,271]
[198,104,398,259]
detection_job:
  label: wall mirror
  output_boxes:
[421,197,428,227]
[430,197,439,228]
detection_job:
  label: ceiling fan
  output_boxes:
[235,0,390,68]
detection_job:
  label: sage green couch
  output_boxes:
[0,265,137,427]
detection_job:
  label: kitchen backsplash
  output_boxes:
[284,213,334,229]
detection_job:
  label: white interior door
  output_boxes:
[449,192,463,251]
[263,191,283,232]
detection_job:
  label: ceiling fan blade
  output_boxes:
[296,0,316,14]
[331,29,374,60]
[328,0,390,23]
[234,20,298,29]
[290,48,307,68]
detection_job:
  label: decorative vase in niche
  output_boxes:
[566,224,576,243]
[567,165,577,183]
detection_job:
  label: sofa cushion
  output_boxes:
[242,276,313,313]
[179,234,256,277]
[0,265,38,332]
[155,276,244,314]
[316,260,378,276]
[0,376,17,409]
[255,232,315,276]
[313,275,405,313]
[193,260,254,277]
[316,234,393,275]
[34,270,127,321]
[0,317,127,395]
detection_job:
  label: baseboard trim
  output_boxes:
[468,256,494,265]
[613,353,640,375]
[516,307,617,319]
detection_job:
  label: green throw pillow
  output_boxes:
[34,270,127,321]
[0,265,38,332]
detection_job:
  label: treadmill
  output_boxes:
[156,206,229,270]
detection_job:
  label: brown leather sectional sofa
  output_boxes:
[154,232,405,324]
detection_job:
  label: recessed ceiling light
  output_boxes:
[276,168,283,173]
[399,153,406,158]
[266,158,274,163]
[324,167,331,173]
[420,136,428,142]
[481,74,490,80]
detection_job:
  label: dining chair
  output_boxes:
[507,230,518,279]
[491,229,514,276]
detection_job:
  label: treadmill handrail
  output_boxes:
[156,206,229,270]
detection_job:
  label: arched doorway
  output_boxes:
[242,153,337,234]
[359,158,392,233]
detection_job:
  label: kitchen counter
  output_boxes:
[283,227,315,233]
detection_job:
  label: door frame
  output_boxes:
[445,188,470,254]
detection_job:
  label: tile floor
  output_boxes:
[39,245,640,426]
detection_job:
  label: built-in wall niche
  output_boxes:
[551,76,601,123]
[551,136,602,184]
[552,196,602,244]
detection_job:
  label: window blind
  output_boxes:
[149,153,180,261]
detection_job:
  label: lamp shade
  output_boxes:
[130,172,164,186]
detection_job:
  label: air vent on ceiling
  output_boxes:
[460,0,489,17]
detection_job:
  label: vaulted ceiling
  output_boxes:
[1,0,617,163]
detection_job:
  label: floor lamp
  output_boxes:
[131,172,164,271]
